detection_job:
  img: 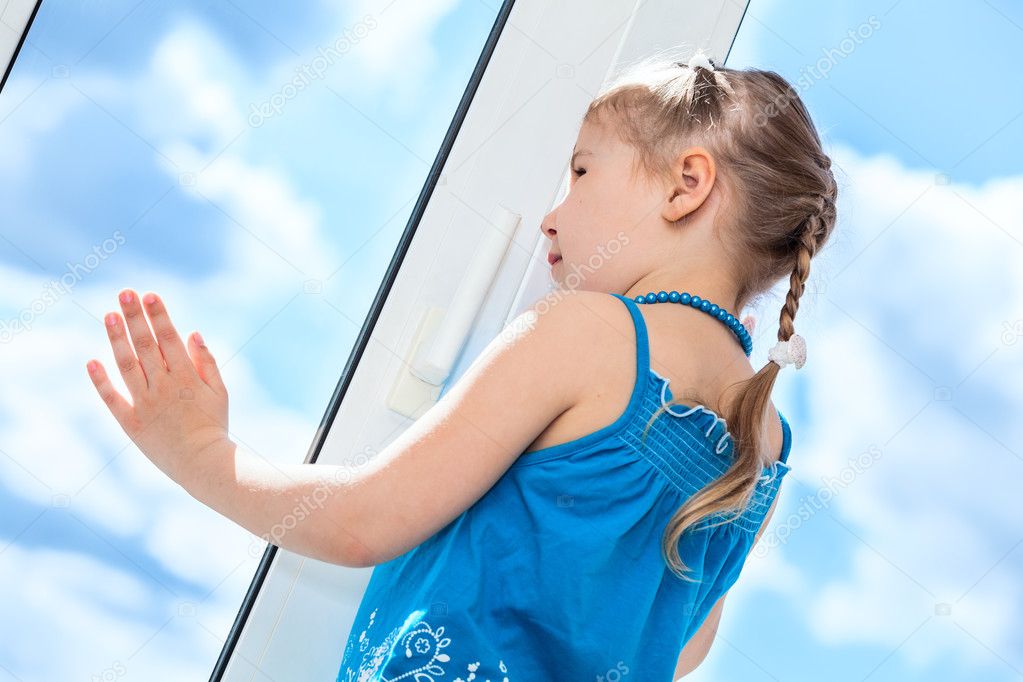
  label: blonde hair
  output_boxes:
[586,48,839,581]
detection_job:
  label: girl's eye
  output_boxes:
[571,167,586,178]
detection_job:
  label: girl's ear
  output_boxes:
[661,147,716,223]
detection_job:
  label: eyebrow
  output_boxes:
[570,149,592,166]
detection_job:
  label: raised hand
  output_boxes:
[86,289,231,483]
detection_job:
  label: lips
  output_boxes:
[547,252,562,266]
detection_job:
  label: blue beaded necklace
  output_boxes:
[633,290,752,357]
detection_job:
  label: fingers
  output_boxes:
[86,359,136,431]
[187,331,227,395]
[138,291,194,374]
[118,289,167,379]
[105,310,149,398]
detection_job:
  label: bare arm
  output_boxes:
[672,493,781,679]
[673,591,727,679]
[87,288,607,566]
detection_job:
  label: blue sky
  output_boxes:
[1,0,1022,680]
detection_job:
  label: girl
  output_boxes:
[86,48,837,680]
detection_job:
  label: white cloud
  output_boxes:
[0,542,250,680]
[164,142,331,283]
[143,20,248,146]
[324,0,463,109]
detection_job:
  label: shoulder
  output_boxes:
[514,290,638,362]
[504,290,638,399]
[509,290,635,351]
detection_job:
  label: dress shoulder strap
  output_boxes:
[608,293,651,385]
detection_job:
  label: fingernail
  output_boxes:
[194,331,205,347]
[120,290,133,304]
[143,293,157,306]
[105,313,117,327]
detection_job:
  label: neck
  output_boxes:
[624,271,743,316]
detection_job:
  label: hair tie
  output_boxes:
[768,334,806,369]
[683,50,715,72]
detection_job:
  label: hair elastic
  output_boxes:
[677,50,715,72]
[768,334,807,370]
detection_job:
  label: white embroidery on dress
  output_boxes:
[340,607,411,682]
[452,658,509,682]
[339,607,511,682]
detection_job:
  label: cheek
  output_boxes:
[567,187,623,245]
[562,177,632,255]
[564,186,604,232]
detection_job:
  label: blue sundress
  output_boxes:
[336,292,793,681]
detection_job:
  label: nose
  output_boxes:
[540,206,558,241]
